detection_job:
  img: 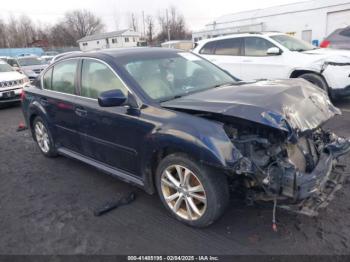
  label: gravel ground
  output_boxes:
[0,100,350,255]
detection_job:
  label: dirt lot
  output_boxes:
[0,100,350,255]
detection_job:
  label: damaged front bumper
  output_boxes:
[279,138,350,216]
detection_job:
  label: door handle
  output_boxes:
[40,97,49,106]
[75,107,87,117]
[242,60,253,62]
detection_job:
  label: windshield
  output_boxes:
[0,62,14,72]
[121,52,236,102]
[270,34,317,52]
[17,57,43,66]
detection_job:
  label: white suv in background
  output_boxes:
[193,32,350,99]
[0,59,29,106]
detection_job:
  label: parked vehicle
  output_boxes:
[21,48,350,227]
[0,59,29,106]
[193,32,350,99]
[6,55,47,82]
[321,26,350,50]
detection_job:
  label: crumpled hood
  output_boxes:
[303,48,350,58]
[302,49,350,66]
[161,79,341,135]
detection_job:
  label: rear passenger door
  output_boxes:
[198,38,244,79]
[40,59,82,152]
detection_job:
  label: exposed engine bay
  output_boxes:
[223,122,350,217]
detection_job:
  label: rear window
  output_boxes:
[339,27,350,37]
[199,41,216,55]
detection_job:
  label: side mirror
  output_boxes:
[98,89,127,107]
[266,47,282,55]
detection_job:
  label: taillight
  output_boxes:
[20,89,26,101]
[320,40,330,48]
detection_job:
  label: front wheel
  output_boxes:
[155,153,229,227]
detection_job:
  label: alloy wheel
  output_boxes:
[34,121,50,153]
[161,165,207,221]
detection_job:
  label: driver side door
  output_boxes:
[75,59,146,176]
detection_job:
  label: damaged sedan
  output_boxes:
[21,48,350,227]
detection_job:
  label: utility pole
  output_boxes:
[166,9,170,41]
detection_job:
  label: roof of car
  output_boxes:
[196,32,284,45]
[62,47,182,60]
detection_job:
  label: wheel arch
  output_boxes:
[290,69,325,80]
[140,130,239,195]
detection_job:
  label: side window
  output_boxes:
[43,68,53,90]
[214,38,242,56]
[244,37,275,56]
[199,41,216,55]
[52,60,78,94]
[81,60,128,99]
[7,59,16,67]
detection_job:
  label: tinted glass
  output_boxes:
[52,60,78,94]
[122,52,235,101]
[339,27,350,37]
[199,41,216,55]
[244,37,275,56]
[43,68,52,89]
[81,60,127,99]
[214,38,242,55]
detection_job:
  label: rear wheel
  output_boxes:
[32,116,57,157]
[297,73,329,93]
[155,153,229,227]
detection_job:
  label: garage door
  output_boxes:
[326,10,350,35]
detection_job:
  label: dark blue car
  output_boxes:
[21,48,350,227]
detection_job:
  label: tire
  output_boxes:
[155,153,229,227]
[32,116,57,157]
[297,73,329,93]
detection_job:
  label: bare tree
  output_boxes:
[145,15,155,45]
[63,9,105,40]
[18,15,36,47]
[129,13,138,32]
[157,6,191,43]
[0,18,7,48]
[6,16,22,48]
[0,9,105,49]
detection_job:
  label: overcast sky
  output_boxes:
[2,0,304,31]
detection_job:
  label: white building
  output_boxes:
[193,0,350,45]
[77,29,141,51]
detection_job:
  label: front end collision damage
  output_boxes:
[162,80,350,216]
